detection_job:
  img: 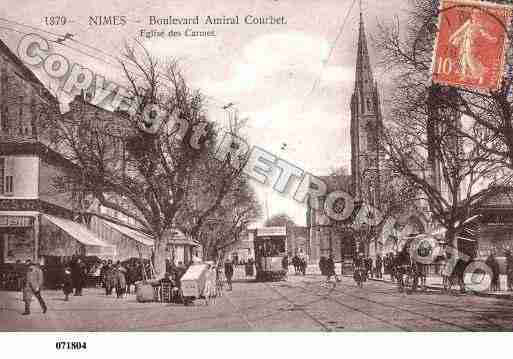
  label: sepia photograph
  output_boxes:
[1,0,513,343]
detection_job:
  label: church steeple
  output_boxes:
[350,10,382,203]
[355,12,375,95]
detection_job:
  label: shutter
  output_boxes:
[4,157,14,194]
[0,158,4,194]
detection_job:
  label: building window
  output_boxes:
[0,158,13,195]
[0,158,4,195]
[5,175,13,194]
[1,105,7,131]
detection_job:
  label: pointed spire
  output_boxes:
[355,11,374,91]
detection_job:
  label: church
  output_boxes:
[306,12,429,264]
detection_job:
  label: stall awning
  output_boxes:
[101,220,154,247]
[163,228,199,246]
[44,215,113,248]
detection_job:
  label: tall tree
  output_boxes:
[176,175,261,259]
[48,42,250,274]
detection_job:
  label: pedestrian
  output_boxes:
[353,254,366,287]
[126,263,139,294]
[114,263,127,298]
[366,256,373,278]
[299,255,307,276]
[319,256,327,276]
[506,249,513,291]
[224,259,234,291]
[104,261,116,296]
[326,255,340,282]
[62,266,73,301]
[72,258,86,296]
[22,259,47,315]
[245,258,254,277]
[441,250,452,292]
[388,253,396,283]
[485,251,500,292]
[452,257,467,294]
[99,260,107,288]
[281,255,289,273]
[417,261,427,290]
[375,254,383,279]
[292,255,299,274]
[92,262,102,288]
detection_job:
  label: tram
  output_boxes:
[254,226,287,281]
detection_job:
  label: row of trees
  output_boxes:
[46,43,261,273]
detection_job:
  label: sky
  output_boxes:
[0,0,411,226]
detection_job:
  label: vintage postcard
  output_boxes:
[2,0,513,349]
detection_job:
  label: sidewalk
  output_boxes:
[303,264,513,299]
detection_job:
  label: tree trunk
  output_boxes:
[153,237,166,277]
[445,226,457,257]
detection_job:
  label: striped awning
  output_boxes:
[101,220,154,247]
[43,215,116,257]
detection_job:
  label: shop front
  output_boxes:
[477,211,513,258]
[0,212,115,290]
[474,188,513,260]
[0,213,38,264]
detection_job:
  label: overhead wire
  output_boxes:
[300,0,358,113]
[0,18,232,109]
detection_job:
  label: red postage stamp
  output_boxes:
[432,0,513,92]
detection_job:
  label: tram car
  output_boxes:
[254,226,287,281]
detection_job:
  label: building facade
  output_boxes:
[0,139,116,264]
[0,40,60,144]
[0,38,200,267]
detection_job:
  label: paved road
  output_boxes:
[2,273,513,331]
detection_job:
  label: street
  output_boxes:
[2,270,513,331]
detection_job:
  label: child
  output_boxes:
[63,266,73,301]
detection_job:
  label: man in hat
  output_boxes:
[22,259,47,315]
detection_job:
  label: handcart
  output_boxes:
[180,263,210,305]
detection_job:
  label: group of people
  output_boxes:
[484,249,513,292]
[319,255,340,282]
[291,254,307,275]
[352,253,379,286]
[59,257,145,300]
[99,260,127,298]
[354,254,383,279]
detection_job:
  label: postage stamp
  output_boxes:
[432,0,513,92]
